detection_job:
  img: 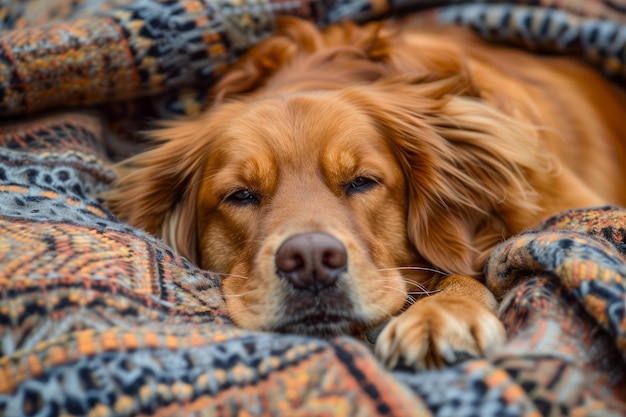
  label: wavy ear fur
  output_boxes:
[344,70,554,276]
[212,17,397,100]
[104,115,222,262]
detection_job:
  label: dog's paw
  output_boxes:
[374,296,505,370]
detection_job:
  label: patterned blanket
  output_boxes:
[1,0,626,416]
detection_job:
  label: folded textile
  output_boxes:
[1,1,625,416]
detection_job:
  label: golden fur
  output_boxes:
[106,17,626,368]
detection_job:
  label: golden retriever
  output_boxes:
[106,17,626,369]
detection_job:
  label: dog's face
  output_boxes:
[194,92,420,335]
[107,18,550,338]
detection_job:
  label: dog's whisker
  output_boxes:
[377,266,449,276]
[381,285,417,305]
[406,289,442,296]
[398,277,430,292]
[397,277,442,298]
[399,273,443,289]
[377,273,430,301]
[221,289,259,299]
[214,272,250,280]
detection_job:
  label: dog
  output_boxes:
[106,17,626,369]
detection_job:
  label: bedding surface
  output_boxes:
[1,1,626,415]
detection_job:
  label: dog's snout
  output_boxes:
[276,233,347,290]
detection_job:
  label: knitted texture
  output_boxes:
[1,1,626,416]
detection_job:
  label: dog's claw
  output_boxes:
[374,296,506,370]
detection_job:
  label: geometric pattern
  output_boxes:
[1,1,626,416]
[3,1,626,118]
[437,3,626,78]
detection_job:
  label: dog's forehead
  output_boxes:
[221,93,387,160]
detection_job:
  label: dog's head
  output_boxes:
[107,18,550,336]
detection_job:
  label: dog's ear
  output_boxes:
[212,17,326,100]
[213,17,393,101]
[105,116,215,263]
[347,72,552,276]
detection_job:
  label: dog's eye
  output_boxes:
[226,189,260,206]
[345,176,377,196]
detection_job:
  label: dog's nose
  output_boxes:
[275,233,347,291]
